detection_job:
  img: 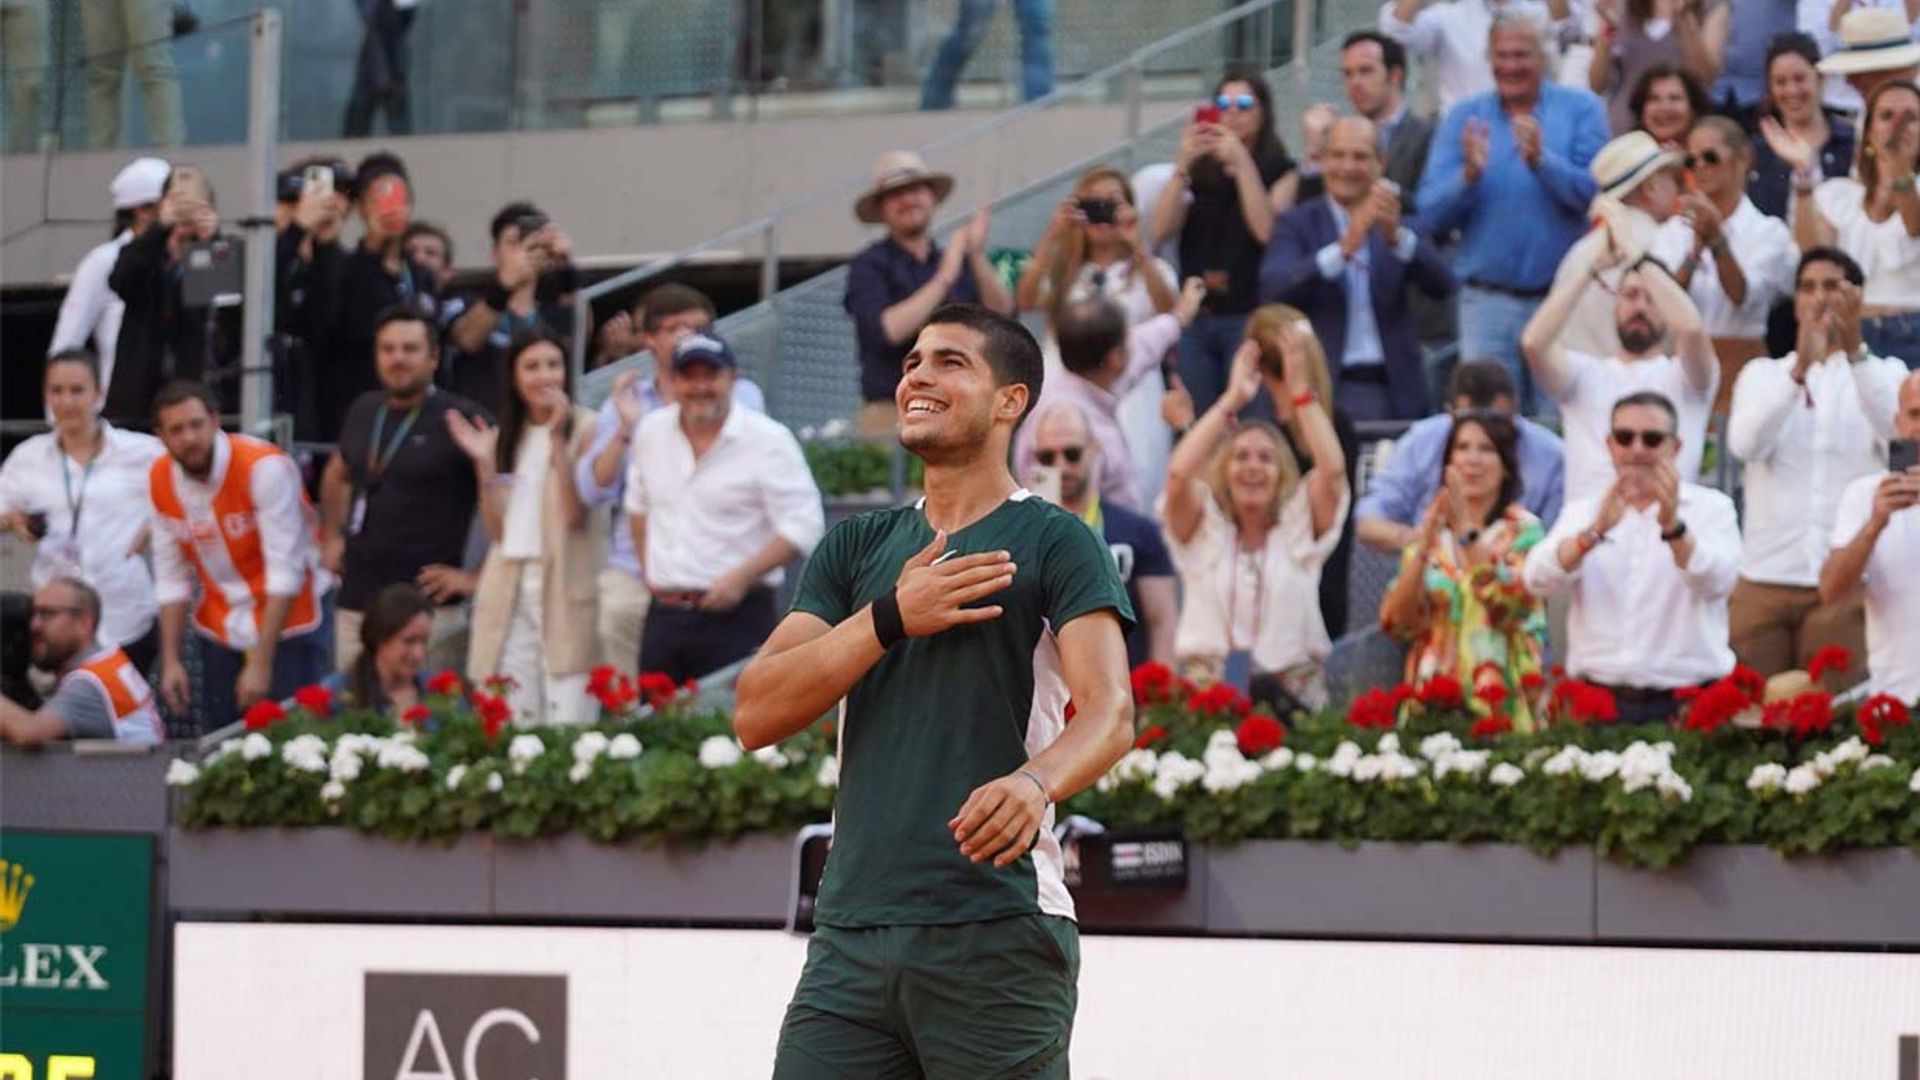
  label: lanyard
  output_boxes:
[368,402,423,479]
[1078,492,1103,532]
[1225,535,1265,654]
[60,433,101,535]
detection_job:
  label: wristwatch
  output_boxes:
[1660,520,1688,543]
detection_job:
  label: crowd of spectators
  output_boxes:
[7,0,1920,748]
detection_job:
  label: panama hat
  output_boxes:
[1817,8,1920,75]
[853,151,955,225]
[1590,131,1685,199]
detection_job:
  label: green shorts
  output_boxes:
[772,913,1080,1080]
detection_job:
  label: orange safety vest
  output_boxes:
[66,646,162,742]
[150,433,320,649]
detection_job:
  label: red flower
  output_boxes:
[1859,694,1912,746]
[1807,646,1853,683]
[1134,723,1171,749]
[1415,674,1465,711]
[483,674,520,694]
[473,692,511,740]
[1347,686,1403,730]
[636,671,680,709]
[426,669,464,696]
[1680,679,1749,734]
[1519,672,1547,693]
[242,699,286,730]
[586,665,619,695]
[1474,682,1509,709]
[400,704,431,726]
[682,679,699,695]
[1763,691,1834,737]
[291,685,333,717]
[1553,680,1618,725]
[1188,682,1250,717]
[1130,662,1178,705]
[1469,713,1513,739]
[1729,664,1765,703]
[1235,714,1285,756]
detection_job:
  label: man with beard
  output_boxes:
[1524,391,1739,725]
[735,304,1134,1079]
[844,151,1014,440]
[0,577,161,745]
[1520,226,1717,501]
[148,381,329,731]
[624,333,823,682]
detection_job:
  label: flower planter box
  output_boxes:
[168,827,495,918]
[1595,845,1920,946]
[1205,841,1597,940]
[490,833,797,924]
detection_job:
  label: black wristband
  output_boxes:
[871,590,906,650]
[482,277,512,311]
[1661,519,1688,543]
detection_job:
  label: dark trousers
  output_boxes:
[1593,682,1693,727]
[195,618,333,733]
[638,588,778,684]
[343,0,415,137]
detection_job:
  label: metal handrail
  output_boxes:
[569,0,1317,379]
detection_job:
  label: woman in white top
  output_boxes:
[449,330,604,727]
[1772,80,1920,369]
[0,350,165,671]
[1160,324,1349,713]
[1019,165,1182,505]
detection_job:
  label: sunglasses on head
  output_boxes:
[1216,93,1257,111]
[1683,148,1724,169]
[1610,428,1670,450]
[1035,447,1085,466]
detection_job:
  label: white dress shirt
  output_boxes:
[1830,471,1920,701]
[624,403,825,591]
[0,422,164,646]
[1379,0,1566,113]
[1555,349,1716,501]
[1524,484,1741,688]
[1727,351,1905,586]
[499,422,551,560]
[1650,197,1798,339]
[48,232,131,394]
[1811,179,1920,310]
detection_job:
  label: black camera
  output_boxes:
[1077,198,1118,225]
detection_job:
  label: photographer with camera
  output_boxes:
[48,157,170,403]
[444,201,578,415]
[274,156,352,440]
[105,164,242,424]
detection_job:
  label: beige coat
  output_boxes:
[466,407,605,679]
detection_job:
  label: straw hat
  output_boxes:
[1590,131,1684,199]
[852,151,954,225]
[1817,8,1920,75]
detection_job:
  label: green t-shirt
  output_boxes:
[791,492,1134,928]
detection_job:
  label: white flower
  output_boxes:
[320,779,346,802]
[572,730,610,764]
[1655,771,1693,802]
[486,771,505,794]
[1376,733,1402,756]
[568,760,593,784]
[698,735,743,769]
[445,764,469,791]
[1114,749,1159,782]
[1201,736,1261,793]
[1910,769,1920,794]
[1419,732,1463,761]
[280,734,330,775]
[752,744,791,770]
[1433,748,1490,781]
[240,732,273,762]
[1616,741,1675,793]
[820,417,852,439]
[1293,752,1318,773]
[607,733,643,760]
[206,739,243,763]
[1814,736,1870,778]
[328,749,364,783]
[1523,746,1555,768]
[1578,750,1621,782]
[1260,747,1295,772]
[815,755,840,789]
[1745,763,1788,793]
[1324,741,1363,778]
[798,425,818,441]
[164,759,201,787]
[507,733,546,774]
[1150,751,1205,801]
[1541,745,1587,778]
[1784,763,1823,796]
[376,741,431,774]
[1861,754,1895,772]
[1488,762,1526,788]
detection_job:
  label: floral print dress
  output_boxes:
[1386,505,1548,731]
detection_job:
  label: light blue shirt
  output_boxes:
[1355,411,1566,529]
[574,374,766,575]
[1315,200,1420,369]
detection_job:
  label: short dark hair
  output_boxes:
[637,282,717,332]
[403,220,452,261]
[1628,63,1710,132]
[490,201,541,243]
[1054,299,1128,377]
[1446,360,1517,408]
[1612,390,1679,430]
[151,379,221,424]
[47,576,102,630]
[923,304,1044,425]
[1443,412,1526,525]
[1798,246,1865,287]
[1764,31,1822,85]
[1341,30,1407,79]
[45,349,101,387]
[354,151,408,199]
[372,304,439,350]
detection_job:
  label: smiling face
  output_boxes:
[512,340,567,419]
[880,182,937,241]
[1607,401,1680,483]
[896,322,1025,466]
[1865,83,1920,167]
[1768,50,1820,124]
[1640,75,1695,146]
[1490,26,1545,106]
[1323,118,1382,208]
[1685,124,1744,200]
[1224,426,1285,522]
[1445,419,1507,506]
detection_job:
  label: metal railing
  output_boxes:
[569,0,1325,385]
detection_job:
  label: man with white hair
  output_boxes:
[1417,8,1609,415]
[48,156,169,400]
[1380,0,1573,113]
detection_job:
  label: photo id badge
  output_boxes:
[347,492,368,537]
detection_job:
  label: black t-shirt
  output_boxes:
[439,296,574,415]
[1097,501,1175,669]
[1178,143,1294,316]
[312,246,440,442]
[335,389,488,611]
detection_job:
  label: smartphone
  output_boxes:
[303,163,333,200]
[367,173,411,233]
[23,512,48,540]
[167,165,210,205]
[1076,197,1117,224]
[1160,355,1179,391]
[1027,465,1063,505]
[1194,103,1222,126]
[1892,438,1920,474]
[516,212,550,241]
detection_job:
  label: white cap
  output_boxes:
[110,157,171,210]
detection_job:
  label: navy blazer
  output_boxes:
[1258,196,1455,420]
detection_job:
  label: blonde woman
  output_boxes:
[1161,320,1348,711]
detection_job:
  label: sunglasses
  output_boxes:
[1035,447,1085,466]
[1610,428,1670,450]
[1682,148,1724,169]
[1215,93,1257,112]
